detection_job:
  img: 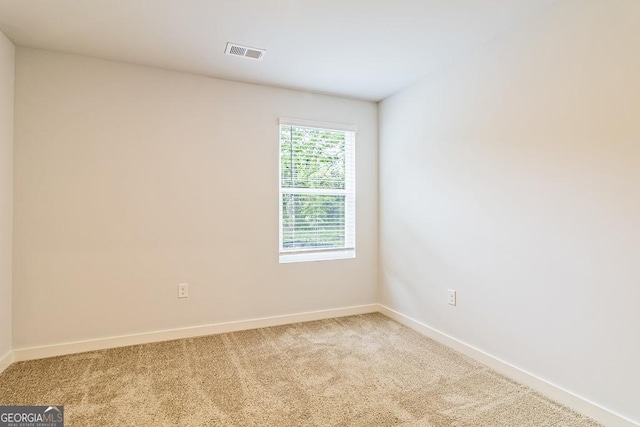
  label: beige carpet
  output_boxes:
[0,313,600,426]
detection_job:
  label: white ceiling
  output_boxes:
[0,0,557,101]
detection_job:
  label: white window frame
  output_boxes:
[278,118,357,263]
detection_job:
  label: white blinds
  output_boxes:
[279,119,355,259]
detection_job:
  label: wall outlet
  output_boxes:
[448,289,457,306]
[178,283,189,298]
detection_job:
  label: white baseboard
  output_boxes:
[378,305,638,427]
[0,350,12,374]
[13,304,378,362]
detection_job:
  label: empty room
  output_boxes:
[0,0,638,426]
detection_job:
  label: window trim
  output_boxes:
[278,118,357,263]
[279,117,358,133]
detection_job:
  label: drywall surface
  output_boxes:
[379,0,640,423]
[0,30,14,361]
[13,48,378,349]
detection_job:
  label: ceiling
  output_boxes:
[0,0,557,101]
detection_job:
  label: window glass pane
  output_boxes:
[280,125,346,190]
[281,193,346,250]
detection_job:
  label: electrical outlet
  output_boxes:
[178,283,189,298]
[448,289,457,306]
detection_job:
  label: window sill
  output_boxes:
[279,249,355,264]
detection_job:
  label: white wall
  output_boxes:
[379,0,640,424]
[13,48,378,349]
[0,30,14,365]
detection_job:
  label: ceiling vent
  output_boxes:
[225,42,266,61]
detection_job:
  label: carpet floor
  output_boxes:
[0,313,600,426]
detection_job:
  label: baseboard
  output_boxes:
[13,304,378,362]
[0,350,12,374]
[378,305,638,427]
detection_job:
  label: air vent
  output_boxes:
[225,42,266,61]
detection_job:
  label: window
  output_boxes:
[279,118,356,263]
